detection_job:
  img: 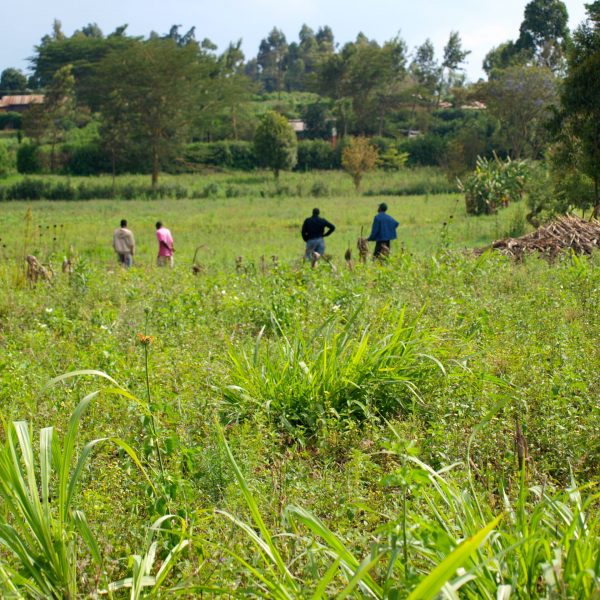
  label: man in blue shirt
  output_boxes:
[367,202,399,257]
[301,208,335,265]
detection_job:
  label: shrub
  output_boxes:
[17,143,43,174]
[296,140,336,170]
[0,111,22,130]
[7,177,48,200]
[310,181,330,197]
[459,154,527,215]
[341,136,379,191]
[0,142,15,178]
[399,134,447,167]
[64,143,111,175]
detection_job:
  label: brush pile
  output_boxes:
[476,215,600,259]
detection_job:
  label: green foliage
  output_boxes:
[296,139,337,170]
[254,111,298,179]
[483,65,557,159]
[16,143,43,174]
[223,308,442,440]
[0,111,22,130]
[0,178,598,595]
[399,134,447,167]
[379,147,409,171]
[341,136,379,191]
[183,141,258,171]
[0,142,15,178]
[459,154,527,215]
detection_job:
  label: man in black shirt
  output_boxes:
[301,208,335,265]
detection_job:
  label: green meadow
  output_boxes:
[0,170,598,598]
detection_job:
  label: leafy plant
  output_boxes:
[459,154,527,215]
[0,384,150,598]
[223,307,444,440]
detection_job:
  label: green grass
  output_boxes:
[0,169,597,596]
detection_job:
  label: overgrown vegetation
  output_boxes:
[0,185,597,596]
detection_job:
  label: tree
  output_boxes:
[95,38,212,185]
[517,0,570,70]
[483,65,557,158]
[483,0,570,76]
[22,64,77,171]
[31,21,135,107]
[316,34,407,135]
[0,68,28,93]
[441,32,471,95]
[254,111,297,179]
[410,40,441,100]
[341,136,379,191]
[257,28,288,93]
[557,1,600,216]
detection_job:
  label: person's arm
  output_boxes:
[367,217,379,241]
[324,221,335,237]
[301,220,309,241]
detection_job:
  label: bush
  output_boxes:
[310,181,330,197]
[296,140,336,170]
[7,177,48,200]
[17,144,43,174]
[399,134,447,167]
[0,142,15,178]
[64,143,111,175]
[0,112,22,130]
[458,154,527,215]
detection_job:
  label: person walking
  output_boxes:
[367,202,399,258]
[112,219,135,267]
[155,221,175,267]
[301,208,335,266]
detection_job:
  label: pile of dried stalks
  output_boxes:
[476,215,600,259]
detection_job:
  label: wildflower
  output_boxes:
[136,333,154,346]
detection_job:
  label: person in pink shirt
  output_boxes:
[155,221,175,267]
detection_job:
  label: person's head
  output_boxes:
[156,221,162,230]
[312,208,320,217]
[120,219,127,228]
[378,202,388,213]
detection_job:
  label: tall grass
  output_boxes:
[223,307,444,439]
[210,423,599,598]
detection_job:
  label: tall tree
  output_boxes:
[483,0,570,76]
[0,68,28,93]
[23,64,77,171]
[31,22,134,107]
[95,38,213,185]
[517,0,570,70]
[316,33,407,134]
[558,0,600,215]
[483,65,557,158]
[441,31,470,95]
[257,28,288,93]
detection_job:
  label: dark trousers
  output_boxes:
[374,241,390,257]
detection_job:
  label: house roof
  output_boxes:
[0,95,44,109]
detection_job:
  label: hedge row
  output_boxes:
[13,136,448,176]
[0,178,189,201]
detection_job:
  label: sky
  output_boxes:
[1,0,590,82]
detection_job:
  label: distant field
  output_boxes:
[0,169,526,269]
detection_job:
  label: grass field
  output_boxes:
[0,170,597,597]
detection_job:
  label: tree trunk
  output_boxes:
[152,144,159,187]
[592,175,600,220]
